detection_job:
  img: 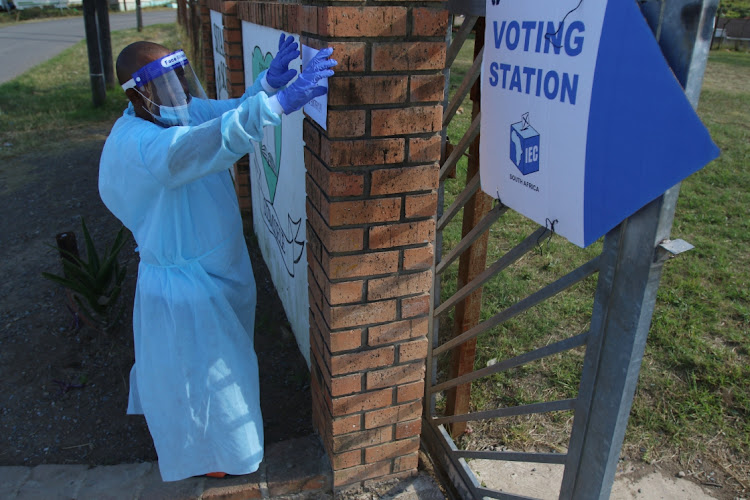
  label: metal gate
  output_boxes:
[422,1,719,498]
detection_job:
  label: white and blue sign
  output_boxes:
[480,0,719,247]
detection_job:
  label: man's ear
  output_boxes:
[125,88,154,123]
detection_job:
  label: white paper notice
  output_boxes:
[301,45,328,130]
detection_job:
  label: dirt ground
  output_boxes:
[0,125,312,467]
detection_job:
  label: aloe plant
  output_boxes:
[43,218,129,331]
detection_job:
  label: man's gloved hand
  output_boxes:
[266,34,300,89]
[276,47,337,115]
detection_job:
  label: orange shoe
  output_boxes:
[206,472,227,478]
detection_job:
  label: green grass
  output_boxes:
[0,23,185,160]
[438,42,750,476]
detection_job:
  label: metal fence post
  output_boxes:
[559,1,718,498]
[83,0,106,107]
[95,0,114,89]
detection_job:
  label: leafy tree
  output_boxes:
[713,0,750,49]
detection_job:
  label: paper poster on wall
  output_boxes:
[480,0,719,247]
[301,45,328,130]
[242,21,310,366]
[210,10,229,100]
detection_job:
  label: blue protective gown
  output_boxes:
[98,74,281,481]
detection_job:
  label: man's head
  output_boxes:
[117,41,173,123]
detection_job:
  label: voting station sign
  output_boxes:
[479,0,720,247]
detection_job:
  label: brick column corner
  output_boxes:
[302,1,450,490]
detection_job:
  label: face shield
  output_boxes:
[121,50,210,127]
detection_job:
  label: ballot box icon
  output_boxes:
[510,119,540,175]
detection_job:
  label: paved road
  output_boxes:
[0,10,176,83]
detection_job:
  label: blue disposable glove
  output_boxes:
[276,47,337,115]
[266,34,299,89]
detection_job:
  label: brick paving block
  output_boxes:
[200,468,263,500]
[76,462,152,500]
[265,435,332,497]
[0,466,30,497]
[16,464,88,500]
[138,465,204,500]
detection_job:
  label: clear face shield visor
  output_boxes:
[121,50,210,127]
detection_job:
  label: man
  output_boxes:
[98,38,335,481]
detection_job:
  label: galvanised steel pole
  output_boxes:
[559,0,719,498]
[95,0,115,89]
[83,0,106,107]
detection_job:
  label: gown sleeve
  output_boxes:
[138,89,281,189]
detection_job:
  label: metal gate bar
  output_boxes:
[433,399,576,426]
[434,226,550,316]
[444,46,484,127]
[446,15,479,68]
[455,450,567,464]
[438,173,481,231]
[434,256,600,356]
[439,113,481,180]
[429,332,589,394]
[436,202,507,275]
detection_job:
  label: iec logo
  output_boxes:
[510,113,540,175]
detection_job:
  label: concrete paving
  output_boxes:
[1,435,330,499]
[0,435,446,500]
[0,9,177,83]
[470,459,723,500]
[2,455,729,500]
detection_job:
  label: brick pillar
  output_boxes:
[302,1,449,489]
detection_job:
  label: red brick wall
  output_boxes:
[200,0,450,489]
[302,1,449,489]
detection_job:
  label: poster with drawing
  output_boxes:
[241,21,310,366]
